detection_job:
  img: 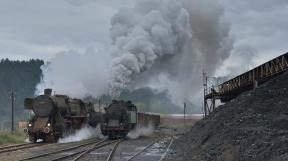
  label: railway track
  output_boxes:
[125,139,159,161]
[60,139,120,161]
[0,143,45,154]
[17,139,123,161]
[105,139,124,161]
[125,136,174,161]
[159,136,174,161]
[17,139,102,161]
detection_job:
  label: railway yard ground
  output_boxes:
[0,134,174,161]
[0,115,201,161]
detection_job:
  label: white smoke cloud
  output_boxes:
[36,48,112,97]
[127,124,154,139]
[37,0,233,105]
[58,126,104,143]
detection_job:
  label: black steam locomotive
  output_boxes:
[101,100,137,139]
[24,89,100,143]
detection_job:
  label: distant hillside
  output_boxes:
[0,59,44,130]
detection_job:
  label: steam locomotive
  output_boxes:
[101,100,137,139]
[24,89,100,143]
[101,100,160,139]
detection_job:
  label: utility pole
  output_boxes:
[11,89,15,132]
[184,102,186,127]
[98,99,101,112]
[203,71,208,116]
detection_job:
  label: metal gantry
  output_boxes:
[204,52,288,116]
[203,72,217,116]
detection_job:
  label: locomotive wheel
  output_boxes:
[29,135,37,143]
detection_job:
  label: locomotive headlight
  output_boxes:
[28,123,32,127]
[47,123,51,127]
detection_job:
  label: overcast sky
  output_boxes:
[0,0,287,67]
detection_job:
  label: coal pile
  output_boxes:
[169,71,288,161]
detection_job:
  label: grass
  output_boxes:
[0,131,26,145]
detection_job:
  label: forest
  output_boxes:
[0,59,43,130]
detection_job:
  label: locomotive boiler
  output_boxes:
[24,89,98,143]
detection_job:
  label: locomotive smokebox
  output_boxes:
[44,88,52,96]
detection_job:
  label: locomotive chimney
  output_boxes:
[44,88,52,96]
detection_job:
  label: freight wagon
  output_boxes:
[137,112,160,127]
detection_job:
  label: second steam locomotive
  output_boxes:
[101,100,160,139]
[101,100,137,139]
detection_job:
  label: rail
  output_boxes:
[17,139,103,161]
[0,143,46,154]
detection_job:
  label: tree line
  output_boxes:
[0,59,44,130]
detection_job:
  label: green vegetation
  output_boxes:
[0,132,26,144]
[0,59,44,130]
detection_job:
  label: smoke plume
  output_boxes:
[108,0,233,102]
[37,0,233,105]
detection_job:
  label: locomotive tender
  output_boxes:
[24,89,99,143]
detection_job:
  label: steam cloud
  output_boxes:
[36,48,111,97]
[37,0,233,104]
[58,126,104,143]
[127,124,154,139]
